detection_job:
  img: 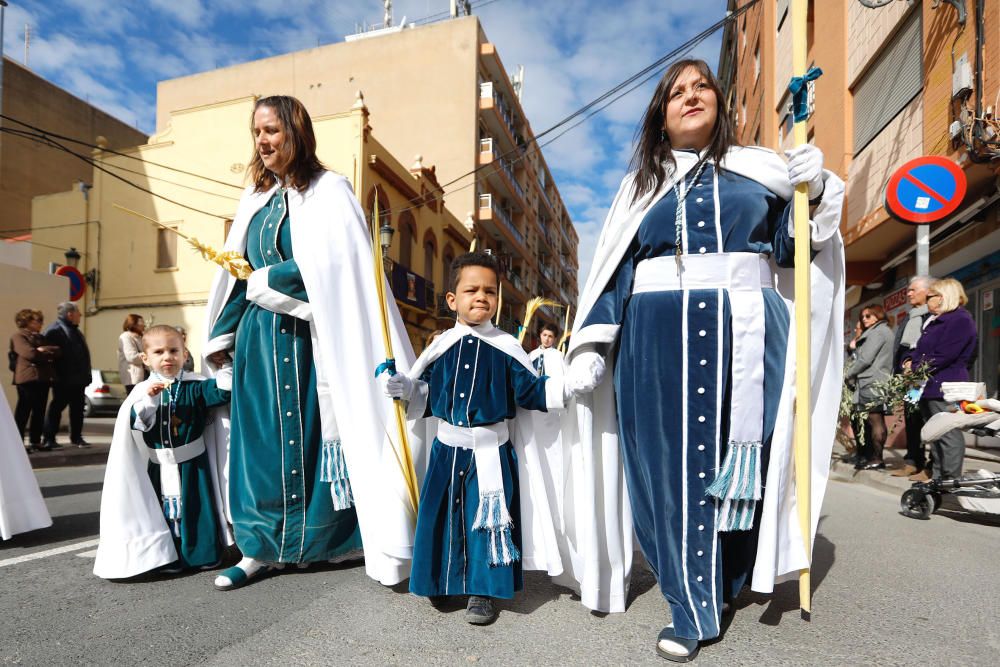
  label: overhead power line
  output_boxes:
[0,126,233,219]
[0,113,245,191]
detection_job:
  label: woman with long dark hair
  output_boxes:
[560,59,846,661]
[203,95,417,590]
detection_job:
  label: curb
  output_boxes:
[828,459,911,497]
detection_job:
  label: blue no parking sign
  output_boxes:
[884,156,967,224]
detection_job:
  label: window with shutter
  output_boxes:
[157,227,178,269]
[852,9,923,153]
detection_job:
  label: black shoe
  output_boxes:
[853,458,868,470]
[37,441,55,451]
[73,439,92,449]
[656,625,700,662]
[428,595,449,609]
[465,596,496,625]
[862,460,886,470]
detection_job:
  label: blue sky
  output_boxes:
[4,0,727,286]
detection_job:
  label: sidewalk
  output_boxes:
[830,438,1000,497]
[24,417,113,469]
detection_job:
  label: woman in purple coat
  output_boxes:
[903,278,977,480]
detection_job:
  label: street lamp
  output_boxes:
[379,219,394,276]
[64,246,98,288]
[64,246,81,268]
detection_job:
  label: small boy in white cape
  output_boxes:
[94,325,232,579]
[382,251,573,624]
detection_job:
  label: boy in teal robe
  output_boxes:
[123,325,231,573]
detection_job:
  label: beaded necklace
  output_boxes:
[673,158,709,271]
[152,370,184,445]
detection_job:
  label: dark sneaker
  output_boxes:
[465,596,496,625]
[42,440,60,450]
[73,439,92,449]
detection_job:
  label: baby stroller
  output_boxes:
[899,386,1000,520]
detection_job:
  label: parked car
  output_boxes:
[84,369,127,416]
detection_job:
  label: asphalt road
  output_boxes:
[1,467,998,665]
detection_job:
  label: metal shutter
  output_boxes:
[853,9,923,152]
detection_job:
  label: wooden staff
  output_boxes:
[791,0,812,619]
[371,190,420,512]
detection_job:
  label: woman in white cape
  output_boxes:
[1,387,52,540]
[202,95,420,590]
[558,59,845,661]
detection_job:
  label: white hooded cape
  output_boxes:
[404,322,565,576]
[94,376,231,579]
[203,171,421,586]
[0,389,52,540]
[559,146,845,612]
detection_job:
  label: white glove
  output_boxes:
[785,144,825,200]
[384,373,413,400]
[215,364,233,391]
[568,350,606,395]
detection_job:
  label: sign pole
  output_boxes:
[916,225,930,276]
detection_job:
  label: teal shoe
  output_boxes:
[213,564,271,591]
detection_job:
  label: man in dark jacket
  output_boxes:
[42,302,92,448]
[891,276,932,477]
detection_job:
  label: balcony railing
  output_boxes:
[560,223,572,246]
[384,258,434,312]
[479,80,518,144]
[482,135,525,203]
[500,158,524,201]
[479,193,524,245]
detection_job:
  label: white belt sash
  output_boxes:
[633,252,771,532]
[147,436,206,537]
[436,420,519,565]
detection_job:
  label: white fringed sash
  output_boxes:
[633,252,771,531]
[436,420,518,565]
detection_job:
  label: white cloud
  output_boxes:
[147,0,210,29]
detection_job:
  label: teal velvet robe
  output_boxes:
[130,376,229,569]
[210,190,363,563]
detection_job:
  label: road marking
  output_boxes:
[75,550,98,558]
[0,538,100,568]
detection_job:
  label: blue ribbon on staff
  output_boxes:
[788,66,823,122]
[374,358,397,377]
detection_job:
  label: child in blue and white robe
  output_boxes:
[397,321,566,604]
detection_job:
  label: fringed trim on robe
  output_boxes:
[160,462,183,538]
[706,439,762,532]
[320,439,354,511]
[471,489,520,567]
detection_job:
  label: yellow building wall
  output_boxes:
[0,265,69,410]
[32,96,468,368]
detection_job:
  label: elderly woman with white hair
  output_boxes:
[903,277,977,480]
